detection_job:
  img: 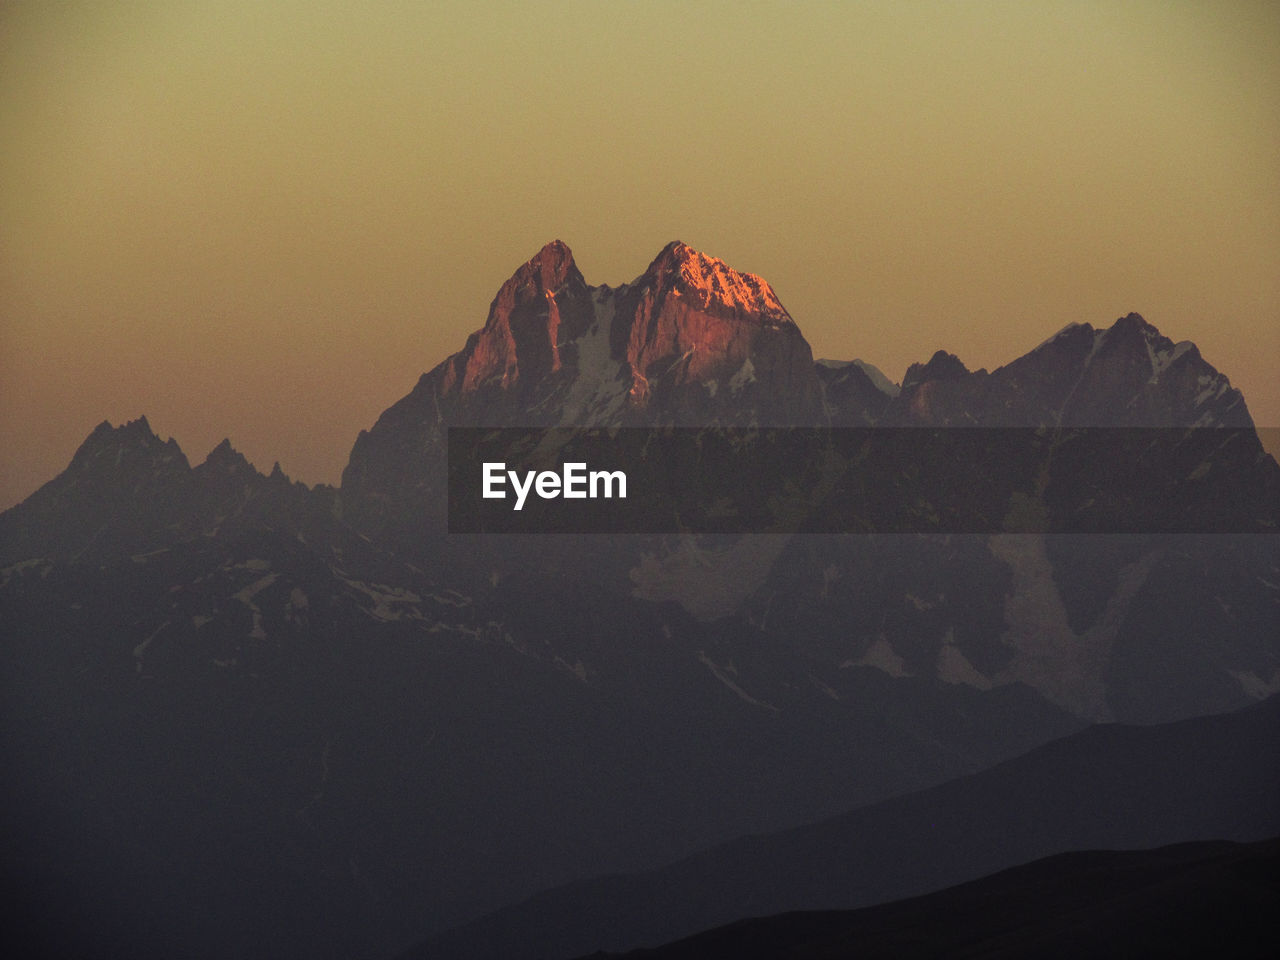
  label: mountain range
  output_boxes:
[2,241,1276,959]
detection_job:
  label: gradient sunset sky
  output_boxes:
[2,1,1277,508]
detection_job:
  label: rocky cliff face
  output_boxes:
[611,241,820,423]
[434,239,595,402]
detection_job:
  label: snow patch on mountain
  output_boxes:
[1146,338,1194,382]
[987,534,1109,720]
[0,557,52,587]
[559,288,627,424]
[131,547,170,563]
[1194,377,1231,407]
[1228,667,1280,700]
[555,656,590,684]
[985,536,1163,720]
[1033,322,1086,352]
[340,577,423,622]
[728,358,757,393]
[234,573,279,606]
[697,651,779,712]
[819,358,901,399]
[842,638,911,678]
[851,359,900,397]
[1087,327,1107,362]
[937,633,993,690]
[630,534,789,621]
[132,620,170,673]
[808,673,841,701]
[286,587,309,625]
[424,588,472,608]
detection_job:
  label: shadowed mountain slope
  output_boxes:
[586,837,1280,960]
[411,696,1280,960]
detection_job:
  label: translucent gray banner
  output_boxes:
[447,428,1280,534]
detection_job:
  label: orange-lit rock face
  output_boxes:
[429,239,822,425]
[641,241,793,325]
[440,239,593,398]
[624,244,784,376]
[615,241,819,422]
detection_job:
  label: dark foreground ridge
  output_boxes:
[582,837,1280,960]
[409,696,1280,960]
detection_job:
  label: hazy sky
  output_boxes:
[2,1,1277,508]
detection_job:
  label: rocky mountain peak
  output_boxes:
[612,242,818,420]
[1076,313,1250,427]
[494,239,582,304]
[435,240,593,398]
[638,241,793,326]
[196,438,256,478]
[879,313,1253,428]
[81,415,153,446]
[902,350,970,389]
[69,416,187,475]
[1111,310,1153,333]
[412,241,818,419]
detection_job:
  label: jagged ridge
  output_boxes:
[0,419,320,564]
